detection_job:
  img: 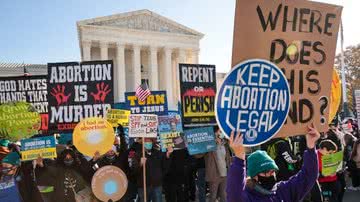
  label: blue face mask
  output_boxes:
[144,142,153,150]
[219,132,225,139]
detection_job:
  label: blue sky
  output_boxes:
[0,0,359,73]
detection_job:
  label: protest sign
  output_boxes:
[355,90,360,131]
[106,109,131,127]
[184,127,217,155]
[92,165,128,202]
[321,151,343,176]
[179,64,217,127]
[232,0,342,137]
[21,135,57,161]
[47,60,114,133]
[329,69,341,122]
[0,75,49,131]
[158,115,184,151]
[0,102,41,141]
[124,91,168,115]
[128,114,158,138]
[216,59,291,146]
[73,117,114,156]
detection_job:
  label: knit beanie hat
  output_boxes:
[0,139,10,147]
[247,150,278,178]
[2,152,21,166]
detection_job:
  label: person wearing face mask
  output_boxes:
[0,152,42,202]
[202,126,231,202]
[131,138,173,202]
[227,124,320,202]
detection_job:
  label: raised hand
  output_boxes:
[229,131,245,160]
[306,123,321,149]
[50,85,71,105]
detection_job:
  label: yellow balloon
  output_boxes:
[329,69,341,122]
[73,117,115,157]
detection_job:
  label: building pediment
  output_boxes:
[77,9,203,37]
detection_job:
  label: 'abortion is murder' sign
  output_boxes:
[232,0,342,136]
[47,60,114,132]
[179,64,217,127]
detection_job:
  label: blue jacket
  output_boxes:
[226,148,318,202]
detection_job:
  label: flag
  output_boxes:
[135,83,151,102]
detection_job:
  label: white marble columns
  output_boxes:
[149,47,159,90]
[81,40,200,109]
[116,42,126,102]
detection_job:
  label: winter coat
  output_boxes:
[226,148,318,202]
[205,143,231,182]
[164,149,190,185]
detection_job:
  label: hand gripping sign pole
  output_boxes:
[142,137,147,202]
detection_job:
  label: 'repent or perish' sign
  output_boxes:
[232,0,342,137]
[179,64,217,127]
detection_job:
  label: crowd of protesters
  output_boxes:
[0,118,359,202]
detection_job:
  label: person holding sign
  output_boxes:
[226,124,320,202]
[130,138,173,202]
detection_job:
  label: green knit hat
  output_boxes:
[247,150,278,178]
[2,152,21,166]
[0,139,10,147]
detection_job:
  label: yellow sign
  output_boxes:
[22,148,57,161]
[106,109,131,127]
[73,117,114,156]
[329,69,341,122]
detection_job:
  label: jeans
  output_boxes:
[196,168,206,202]
[138,186,162,202]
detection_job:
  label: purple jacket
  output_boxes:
[227,148,318,202]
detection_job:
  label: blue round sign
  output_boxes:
[215,59,290,146]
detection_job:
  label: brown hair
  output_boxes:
[350,139,360,160]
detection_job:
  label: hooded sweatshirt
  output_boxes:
[226,148,318,202]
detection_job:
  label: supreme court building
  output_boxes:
[77,9,204,110]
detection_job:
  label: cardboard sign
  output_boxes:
[0,75,49,131]
[21,135,57,161]
[158,115,184,151]
[0,102,41,141]
[92,165,128,202]
[124,91,168,115]
[47,60,114,133]
[329,69,341,122]
[185,127,217,155]
[128,114,158,138]
[232,0,342,136]
[321,151,343,176]
[106,109,131,127]
[179,64,217,127]
[73,117,114,156]
[216,59,290,146]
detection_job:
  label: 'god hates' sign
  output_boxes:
[216,59,290,146]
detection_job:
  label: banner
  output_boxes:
[158,115,185,151]
[92,165,128,202]
[124,91,168,115]
[329,69,341,122]
[232,0,342,137]
[106,109,131,127]
[128,114,158,138]
[179,64,217,127]
[73,117,114,156]
[0,102,41,141]
[184,127,217,155]
[216,59,291,146]
[47,60,114,133]
[21,135,57,161]
[0,75,48,131]
[321,151,343,176]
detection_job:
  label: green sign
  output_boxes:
[321,151,343,176]
[0,102,41,141]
